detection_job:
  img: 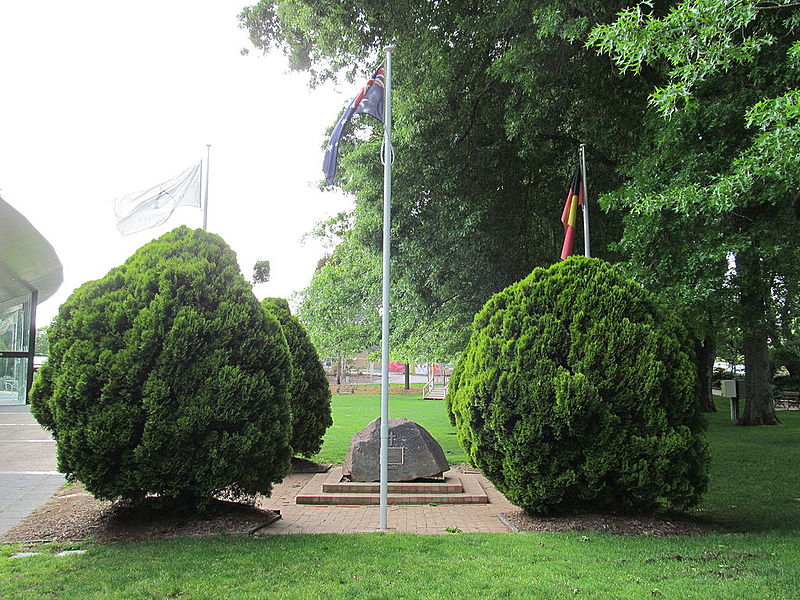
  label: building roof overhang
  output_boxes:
[0,196,63,304]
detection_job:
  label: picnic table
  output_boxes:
[774,390,800,409]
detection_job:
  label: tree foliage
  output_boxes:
[34,327,49,356]
[296,235,381,361]
[242,0,653,361]
[253,260,271,284]
[448,258,709,514]
[261,297,332,457]
[30,227,292,506]
[591,0,800,425]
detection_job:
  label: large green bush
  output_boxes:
[31,227,292,506]
[447,257,709,514]
[261,298,332,457]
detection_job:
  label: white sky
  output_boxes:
[0,0,354,325]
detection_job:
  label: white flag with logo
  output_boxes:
[113,162,202,236]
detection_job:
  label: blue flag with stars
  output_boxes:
[323,63,386,184]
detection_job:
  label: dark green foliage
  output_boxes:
[30,227,292,506]
[773,375,800,393]
[241,0,651,361]
[261,297,332,457]
[252,260,271,284]
[448,257,709,515]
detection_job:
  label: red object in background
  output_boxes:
[388,361,405,373]
[432,363,453,376]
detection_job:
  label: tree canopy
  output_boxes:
[242,0,652,361]
[591,0,800,424]
[243,0,800,427]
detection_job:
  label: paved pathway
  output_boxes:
[0,406,64,537]
[257,470,517,534]
[0,406,517,536]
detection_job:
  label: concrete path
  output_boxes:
[0,406,64,537]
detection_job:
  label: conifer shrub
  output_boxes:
[447,257,709,514]
[31,227,292,506]
[261,298,332,457]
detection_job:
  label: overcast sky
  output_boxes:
[0,0,354,325]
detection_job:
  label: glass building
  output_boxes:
[0,196,62,405]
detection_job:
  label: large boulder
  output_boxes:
[342,418,449,482]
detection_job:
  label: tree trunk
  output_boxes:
[336,358,343,385]
[695,336,717,412]
[736,251,780,426]
[404,363,411,390]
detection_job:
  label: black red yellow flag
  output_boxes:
[560,166,584,260]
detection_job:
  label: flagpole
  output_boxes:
[379,44,395,532]
[579,144,591,258]
[203,144,211,230]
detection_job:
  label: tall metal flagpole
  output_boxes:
[579,144,591,258]
[379,45,395,532]
[202,144,211,230]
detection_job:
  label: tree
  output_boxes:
[241,0,654,361]
[261,297,332,457]
[448,257,709,514]
[30,227,293,507]
[296,234,381,373]
[252,260,271,284]
[590,0,800,425]
[34,326,49,356]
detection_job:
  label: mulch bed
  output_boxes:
[1,484,281,544]
[290,456,332,473]
[502,510,709,536]
[0,458,333,545]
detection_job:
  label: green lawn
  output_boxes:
[2,396,799,599]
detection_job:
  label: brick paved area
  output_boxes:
[256,469,517,534]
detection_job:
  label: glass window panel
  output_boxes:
[0,293,31,352]
[0,357,28,405]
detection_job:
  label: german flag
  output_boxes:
[560,166,584,260]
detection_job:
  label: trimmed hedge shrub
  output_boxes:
[31,227,292,506]
[261,298,332,457]
[447,257,709,514]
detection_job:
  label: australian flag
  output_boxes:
[323,63,386,184]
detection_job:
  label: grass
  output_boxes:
[3,532,799,599]
[696,399,800,532]
[2,396,799,599]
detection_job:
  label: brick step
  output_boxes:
[323,481,463,494]
[296,492,488,505]
[295,467,488,506]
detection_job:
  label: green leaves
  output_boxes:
[448,257,709,514]
[262,298,332,458]
[30,227,293,507]
[244,0,649,362]
[589,0,774,116]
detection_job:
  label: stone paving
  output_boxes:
[256,469,517,534]
[0,406,65,536]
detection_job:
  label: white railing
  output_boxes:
[423,370,450,399]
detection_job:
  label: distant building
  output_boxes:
[0,196,62,405]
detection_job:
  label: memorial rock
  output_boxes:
[342,417,450,482]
